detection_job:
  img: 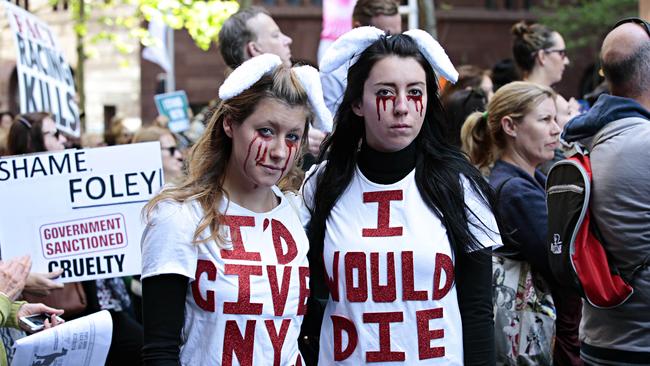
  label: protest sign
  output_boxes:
[320,0,355,42]
[154,91,191,133]
[12,310,112,366]
[0,142,163,282]
[3,2,80,137]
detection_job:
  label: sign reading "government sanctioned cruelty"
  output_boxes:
[0,142,163,282]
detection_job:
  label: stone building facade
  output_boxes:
[0,0,141,134]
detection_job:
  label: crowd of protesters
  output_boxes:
[0,1,649,365]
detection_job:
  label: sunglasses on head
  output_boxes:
[161,146,179,155]
[614,17,650,38]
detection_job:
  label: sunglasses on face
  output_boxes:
[161,146,180,156]
[614,17,650,38]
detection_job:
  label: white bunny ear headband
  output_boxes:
[218,54,334,132]
[319,26,459,84]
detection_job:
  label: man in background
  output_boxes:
[218,6,292,69]
[218,7,327,156]
[562,17,650,365]
[320,0,402,115]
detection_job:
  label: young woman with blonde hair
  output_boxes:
[463,81,581,365]
[140,54,331,365]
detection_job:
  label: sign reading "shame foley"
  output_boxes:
[0,142,163,282]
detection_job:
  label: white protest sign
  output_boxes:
[3,2,80,137]
[0,142,163,282]
[12,310,113,366]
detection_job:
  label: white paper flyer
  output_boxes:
[11,310,113,366]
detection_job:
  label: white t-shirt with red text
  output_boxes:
[141,186,309,366]
[302,165,501,365]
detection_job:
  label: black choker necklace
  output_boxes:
[358,140,417,184]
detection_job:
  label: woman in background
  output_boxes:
[132,126,185,185]
[462,81,567,365]
[512,22,584,364]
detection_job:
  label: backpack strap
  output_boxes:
[572,148,649,293]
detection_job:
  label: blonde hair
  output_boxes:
[461,81,555,174]
[132,125,175,144]
[144,66,312,245]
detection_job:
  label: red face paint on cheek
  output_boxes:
[254,133,271,166]
[375,96,396,121]
[406,95,424,117]
[243,136,260,174]
[280,141,297,177]
[255,145,269,166]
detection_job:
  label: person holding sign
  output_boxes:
[141,54,332,365]
[302,28,502,365]
[5,112,142,366]
[4,113,68,298]
[0,256,64,366]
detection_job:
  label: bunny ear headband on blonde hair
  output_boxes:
[218,53,333,132]
[319,26,459,84]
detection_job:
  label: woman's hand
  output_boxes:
[0,256,31,300]
[17,303,65,333]
[23,270,64,297]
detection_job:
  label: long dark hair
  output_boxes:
[7,112,51,154]
[307,34,498,282]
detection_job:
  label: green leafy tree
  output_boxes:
[50,0,239,127]
[539,0,637,97]
[539,0,637,51]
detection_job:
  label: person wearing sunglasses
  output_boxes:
[3,112,69,362]
[6,112,67,155]
[132,126,185,186]
[562,17,650,366]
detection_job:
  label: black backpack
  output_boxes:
[545,146,634,308]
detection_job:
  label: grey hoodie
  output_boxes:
[565,95,650,360]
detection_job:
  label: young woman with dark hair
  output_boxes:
[6,112,67,155]
[305,28,501,365]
